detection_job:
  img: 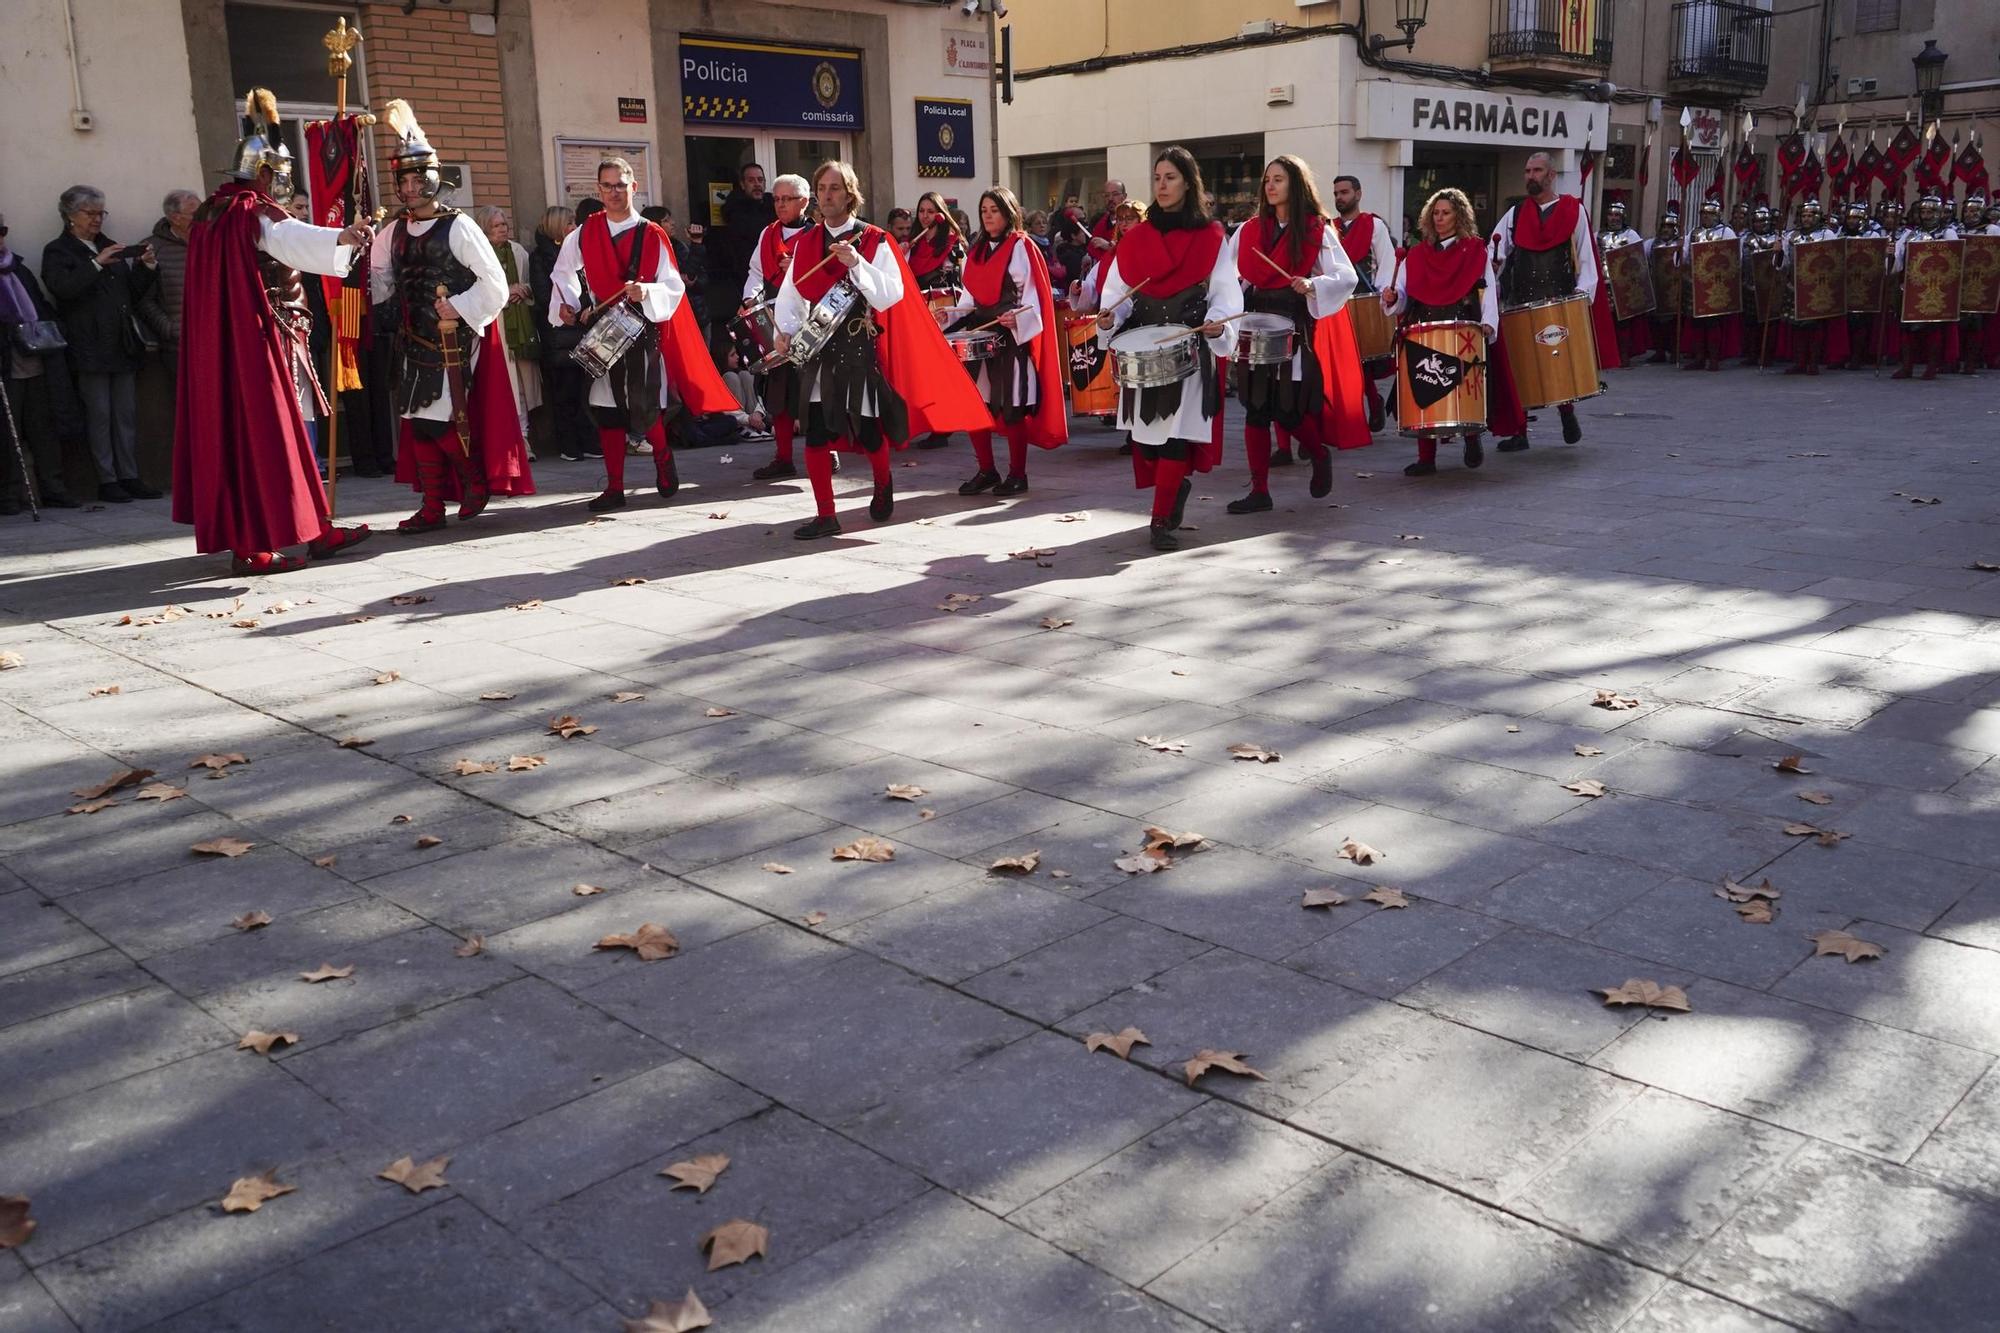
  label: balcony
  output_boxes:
[1488,0,1614,81]
[1669,0,1772,96]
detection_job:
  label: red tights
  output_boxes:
[1245,418,1326,494]
[772,412,795,463]
[598,420,674,492]
[970,421,1030,477]
[805,443,892,517]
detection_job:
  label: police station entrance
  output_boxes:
[684,133,847,228]
[679,34,862,227]
[1403,145,1499,246]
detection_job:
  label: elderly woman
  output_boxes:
[469,204,542,449]
[0,210,84,513]
[529,204,596,463]
[42,184,160,502]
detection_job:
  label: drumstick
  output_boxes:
[1154,310,1253,345]
[1251,249,1302,284]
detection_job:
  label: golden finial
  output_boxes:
[324,17,362,79]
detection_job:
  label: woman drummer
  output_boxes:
[946,187,1067,496]
[1222,155,1358,513]
[1095,146,1242,551]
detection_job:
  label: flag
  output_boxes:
[1885,121,1922,173]
[304,114,374,392]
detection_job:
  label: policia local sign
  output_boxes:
[916,97,973,179]
[681,36,864,129]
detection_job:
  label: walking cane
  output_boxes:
[0,377,40,522]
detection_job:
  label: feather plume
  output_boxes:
[249,87,279,129]
[381,98,416,142]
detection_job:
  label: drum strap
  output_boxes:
[602,224,664,432]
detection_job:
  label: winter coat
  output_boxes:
[41,230,157,375]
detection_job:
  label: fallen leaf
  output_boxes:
[192,837,256,858]
[623,1290,713,1333]
[1734,900,1776,924]
[1009,547,1056,561]
[1364,886,1410,909]
[1113,850,1172,874]
[1039,616,1074,630]
[1085,1027,1150,1060]
[1398,533,1424,541]
[885,783,927,801]
[801,910,828,927]
[479,690,516,701]
[377,1155,451,1194]
[1054,511,1089,522]
[89,684,121,697]
[414,834,443,849]
[231,911,272,931]
[1135,735,1188,754]
[699,1218,769,1271]
[1773,755,1814,775]
[989,850,1042,874]
[66,799,118,815]
[761,862,794,875]
[230,618,262,630]
[832,836,896,863]
[660,1153,731,1194]
[1182,1050,1268,1087]
[1338,837,1384,866]
[1717,877,1781,903]
[1971,560,2000,573]
[1227,742,1281,763]
[336,736,375,749]
[507,755,547,772]
[1592,690,1641,711]
[387,593,432,606]
[1809,929,1885,963]
[373,671,401,685]
[919,808,937,820]
[263,599,294,615]
[0,1196,33,1249]
[1301,887,1349,909]
[610,691,647,704]
[1563,778,1608,798]
[507,599,544,611]
[1574,744,1604,757]
[189,753,248,771]
[298,963,355,983]
[936,592,983,612]
[706,510,730,520]
[596,923,681,961]
[1782,822,1822,836]
[0,651,22,670]
[203,598,243,620]
[454,936,484,958]
[703,707,737,718]
[573,883,606,896]
[454,759,500,776]
[1596,979,1691,1012]
[1504,724,1520,733]
[136,782,188,802]
[1170,668,1190,676]
[390,814,413,824]
[72,767,156,800]
[1141,826,1211,854]
[219,1170,295,1214]
[237,1030,299,1055]
[548,714,598,740]
[1815,830,1851,847]
[612,576,649,586]
[312,854,337,868]
[348,615,375,624]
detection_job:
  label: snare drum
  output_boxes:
[732,298,781,364]
[1396,320,1488,437]
[1232,313,1297,367]
[947,329,1002,363]
[1109,325,1200,390]
[1498,295,1602,408]
[571,301,648,380]
[1347,294,1396,362]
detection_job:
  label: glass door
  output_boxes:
[687,134,757,227]
[773,136,846,187]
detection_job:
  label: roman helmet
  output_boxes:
[1656,201,1682,244]
[1914,189,1946,234]
[1729,200,1750,233]
[1604,200,1627,229]
[1796,198,1825,233]
[1751,202,1775,234]
[228,88,294,202]
[382,98,444,200]
[1877,195,1905,233]
[1961,191,1989,230]
[1840,200,1870,235]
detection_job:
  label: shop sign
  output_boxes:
[680,35,864,130]
[1358,82,1604,150]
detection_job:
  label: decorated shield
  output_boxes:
[1900,238,1964,324]
[1843,237,1889,313]
[1649,244,1685,313]
[1604,242,1655,320]
[1746,249,1786,322]
[1689,239,1742,318]
[1961,234,2000,316]
[1789,239,1845,322]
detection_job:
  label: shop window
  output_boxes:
[1017,151,1107,218]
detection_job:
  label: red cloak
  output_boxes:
[172,182,329,555]
[906,227,960,284]
[1110,217,1230,471]
[962,233,1067,448]
[1236,215,1370,449]
[756,221,805,296]
[1335,212,1377,270]
[580,214,738,415]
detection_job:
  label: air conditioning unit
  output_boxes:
[1845,76,1878,95]
[1241,19,1278,38]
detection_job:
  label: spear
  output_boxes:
[321,17,362,518]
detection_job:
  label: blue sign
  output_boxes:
[680,36,864,131]
[915,97,974,179]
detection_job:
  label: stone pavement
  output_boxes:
[2,365,1999,1332]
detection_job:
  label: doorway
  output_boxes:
[685,132,850,226]
[1403,146,1499,246]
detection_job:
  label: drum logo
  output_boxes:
[812,62,841,109]
[1068,337,1107,390]
[1535,325,1569,347]
[1408,348,1465,409]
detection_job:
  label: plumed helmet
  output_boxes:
[229,89,295,201]
[382,99,444,199]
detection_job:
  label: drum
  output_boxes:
[768,280,864,368]
[1347,294,1396,362]
[947,329,1002,363]
[732,298,781,364]
[925,286,963,312]
[1063,312,1117,417]
[1396,320,1487,438]
[1109,325,1200,390]
[571,301,648,380]
[1232,313,1296,366]
[1499,295,1602,409]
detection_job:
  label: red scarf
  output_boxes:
[578,213,737,415]
[1509,194,1582,253]
[962,231,1068,450]
[963,232,1022,306]
[1402,236,1490,308]
[757,220,806,291]
[1336,213,1376,267]
[1236,214,1325,288]
[906,226,958,279]
[1111,218,1226,296]
[791,222,887,302]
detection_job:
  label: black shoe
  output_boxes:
[1148,522,1179,551]
[1367,399,1386,432]
[1404,460,1437,477]
[40,490,78,509]
[1270,449,1296,467]
[753,458,797,481]
[994,474,1029,496]
[1308,447,1332,498]
[915,433,952,451]
[656,454,679,499]
[587,488,626,513]
[869,480,894,522]
[958,469,1001,496]
[1168,478,1192,530]
[1226,490,1273,514]
[793,514,841,540]
[119,479,162,500]
[97,483,132,504]
[1496,435,1530,453]
[1463,435,1485,469]
[1560,410,1582,444]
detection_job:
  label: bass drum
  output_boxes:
[1499,295,1602,409]
[1347,293,1396,363]
[1396,320,1488,438]
[1062,312,1117,417]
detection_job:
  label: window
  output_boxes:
[1853,0,1900,34]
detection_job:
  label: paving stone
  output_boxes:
[0,892,101,979]
[1465,852,1676,935]
[0,1268,75,1333]
[1538,794,1798,882]
[304,806,542,882]
[0,987,233,1118]
[1835,787,2000,871]
[58,845,365,961]
[966,804,1174,896]
[960,917,1212,1023]
[1930,874,2000,951]
[1592,977,1991,1160]
[480,876,767,990]
[1282,895,1512,998]
[686,826,983,931]
[627,713,892,790]
[0,801,253,898]
[1145,1154,1659,1333]
[1090,846,1367,962]
[1618,1282,1795,1332]
[1754,837,1989,933]
[1771,922,2000,1055]
[1910,1064,2000,1199]
[831,879,1108,982]
[364,829,647,936]
[0,948,154,1031]
[757,754,1021,835]
[1275,803,1560,906]
[1584,873,1851,990]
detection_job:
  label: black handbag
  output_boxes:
[7,320,66,356]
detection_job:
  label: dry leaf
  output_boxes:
[1574,745,1604,757]
[231,911,272,931]
[237,1030,299,1055]
[802,910,828,928]
[1009,547,1056,561]
[336,736,375,749]
[1338,837,1384,866]
[1735,900,1776,924]
[613,576,649,586]
[1815,830,1851,847]
[66,799,118,815]
[989,850,1042,874]
[699,1218,769,1271]
[387,593,432,606]
[1810,929,1885,963]
[936,592,983,612]
[136,782,188,802]
[1054,511,1089,522]
[189,753,248,771]
[832,836,895,863]
[1170,668,1189,676]
[1113,850,1172,874]
[573,883,606,896]
[761,862,795,875]
[1592,690,1641,711]
[389,814,413,824]
[885,783,927,801]
[479,690,516,701]
[549,714,598,740]
[1039,616,1074,630]
[1301,887,1350,909]
[0,651,22,670]
[1782,822,1822,837]
[89,684,121,697]
[230,619,262,630]
[596,923,681,961]
[312,854,337,869]
[1563,778,1608,798]
[72,767,156,800]
[1596,978,1691,1012]
[1364,886,1410,909]
[610,691,647,704]
[706,510,730,520]
[1141,826,1211,853]
[507,755,547,771]
[1182,1049,1268,1087]
[454,759,500,776]
[703,707,737,718]
[192,837,256,858]
[1717,877,1781,903]
[298,963,355,983]
[1135,735,1188,754]
[660,1153,731,1194]
[377,1155,451,1194]
[1797,791,1834,806]
[1085,1027,1150,1059]
[919,808,937,820]
[623,1290,713,1333]
[507,599,544,611]
[454,936,485,958]
[415,834,443,849]
[373,671,401,685]
[1504,724,1520,733]
[1773,755,1814,775]
[0,1196,33,1250]
[1397,533,1425,541]
[263,599,294,615]
[1227,742,1281,763]
[1970,560,2000,572]
[219,1170,295,1214]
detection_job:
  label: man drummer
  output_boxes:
[1489,151,1598,451]
[1684,193,1738,372]
[1892,188,1958,381]
[1779,197,1840,376]
[1598,200,1648,362]
[739,172,813,479]
[1331,174,1398,432]
[1643,203,1684,363]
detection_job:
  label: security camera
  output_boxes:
[960,0,978,13]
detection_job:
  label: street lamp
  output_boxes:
[1913,39,1947,125]
[1370,0,1431,54]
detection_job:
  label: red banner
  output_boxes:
[304,114,374,391]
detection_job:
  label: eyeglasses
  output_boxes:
[77,209,107,218]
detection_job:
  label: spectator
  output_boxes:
[129,187,200,489]
[470,204,543,450]
[1024,208,1063,290]
[575,197,605,227]
[147,189,199,341]
[1051,204,1089,294]
[720,344,769,439]
[640,203,708,335]
[41,185,160,502]
[886,207,913,246]
[711,163,773,343]
[531,205,597,462]
[0,210,83,512]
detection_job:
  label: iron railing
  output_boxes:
[1669,0,1773,87]
[1488,0,1615,67]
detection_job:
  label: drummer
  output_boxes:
[907,191,967,449]
[1331,174,1399,433]
[1094,146,1243,552]
[1380,187,1520,477]
[943,187,1067,497]
[1222,154,1358,514]
[738,172,813,480]
[1489,151,1599,451]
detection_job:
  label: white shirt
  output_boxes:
[1382,235,1500,334]
[1093,224,1245,448]
[742,220,811,302]
[260,215,355,279]
[367,211,509,422]
[1490,195,1599,306]
[1221,221,1358,382]
[546,211,687,409]
[950,235,1046,405]
[773,217,904,408]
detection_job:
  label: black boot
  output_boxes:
[1226,490,1273,514]
[1148,522,1179,551]
[793,514,841,540]
[753,458,797,480]
[994,474,1029,496]
[1308,446,1332,498]
[1559,407,1581,444]
[1168,477,1192,530]
[1497,434,1530,453]
[958,469,1000,496]
[1404,460,1437,477]
[587,488,626,513]
[654,451,679,499]
[869,479,894,522]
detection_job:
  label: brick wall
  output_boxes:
[362,4,512,209]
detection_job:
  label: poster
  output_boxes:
[555,138,655,210]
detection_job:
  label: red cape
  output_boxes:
[1403,237,1489,307]
[172,183,329,554]
[1509,195,1583,251]
[581,214,738,415]
[907,227,960,282]
[1237,216,1370,449]
[963,233,1068,449]
[392,324,536,498]
[1335,213,1377,269]
[1113,218,1226,295]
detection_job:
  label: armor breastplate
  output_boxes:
[1691,228,1731,244]
[258,250,310,342]
[390,211,476,415]
[1500,239,1576,306]
[1742,232,1781,254]
[1406,287,1484,325]
[1245,284,1311,332]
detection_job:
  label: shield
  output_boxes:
[1844,237,1889,313]
[1789,239,1845,322]
[1746,249,1786,323]
[1689,239,1742,318]
[1900,239,1964,324]
[1604,241,1655,320]
[1649,244,1684,313]
[1962,234,2000,316]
